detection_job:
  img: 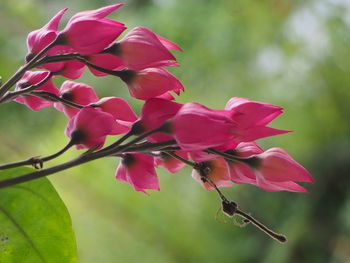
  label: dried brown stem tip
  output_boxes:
[221,200,287,244]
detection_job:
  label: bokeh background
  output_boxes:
[1,0,350,262]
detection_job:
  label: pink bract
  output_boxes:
[114,27,179,70]
[26,9,67,58]
[92,97,138,135]
[225,97,289,142]
[115,153,159,194]
[229,146,313,192]
[54,80,99,118]
[171,102,234,151]
[138,98,183,142]
[256,148,314,184]
[124,67,184,100]
[65,106,115,150]
[60,4,126,55]
[14,71,58,111]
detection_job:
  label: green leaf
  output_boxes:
[0,167,77,263]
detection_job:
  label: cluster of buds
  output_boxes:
[0,4,313,243]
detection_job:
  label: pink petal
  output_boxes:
[94,97,138,122]
[63,19,126,55]
[127,67,184,100]
[27,9,67,54]
[65,107,115,149]
[140,98,183,143]
[115,154,159,194]
[172,103,234,151]
[118,27,177,70]
[69,4,124,23]
[155,34,183,51]
[259,148,314,183]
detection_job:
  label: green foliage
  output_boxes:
[0,167,77,263]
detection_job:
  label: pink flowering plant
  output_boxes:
[0,4,314,258]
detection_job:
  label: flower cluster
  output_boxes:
[0,4,313,196]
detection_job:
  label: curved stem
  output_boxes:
[76,57,125,78]
[125,140,177,153]
[0,140,74,171]
[0,125,169,188]
[40,140,74,163]
[164,151,196,167]
[0,40,57,98]
[30,90,84,109]
[34,54,128,79]
[34,53,80,66]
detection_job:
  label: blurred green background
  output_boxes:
[1,0,350,262]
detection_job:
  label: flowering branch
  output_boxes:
[0,3,313,246]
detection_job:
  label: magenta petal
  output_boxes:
[155,34,183,51]
[95,97,138,122]
[69,4,124,23]
[237,126,291,142]
[140,98,183,143]
[256,174,308,193]
[226,97,283,127]
[27,9,67,54]
[118,27,177,70]
[115,154,159,194]
[229,162,257,185]
[63,19,126,55]
[258,148,314,183]
[127,68,184,100]
[65,107,115,149]
[172,103,234,151]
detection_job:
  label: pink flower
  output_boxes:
[59,4,126,55]
[115,153,159,194]
[121,68,184,100]
[170,103,234,151]
[92,97,138,135]
[229,146,313,192]
[225,97,288,142]
[26,9,67,61]
[14,71,58,111]
[65,106,115,150]
[137,98,183,142]
[155,151,188,173]
[54,81,99,118]
[106,27,179,70]
[192,157,231,190]
[170,98,288,151]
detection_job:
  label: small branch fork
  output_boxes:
[164,151,287,243]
